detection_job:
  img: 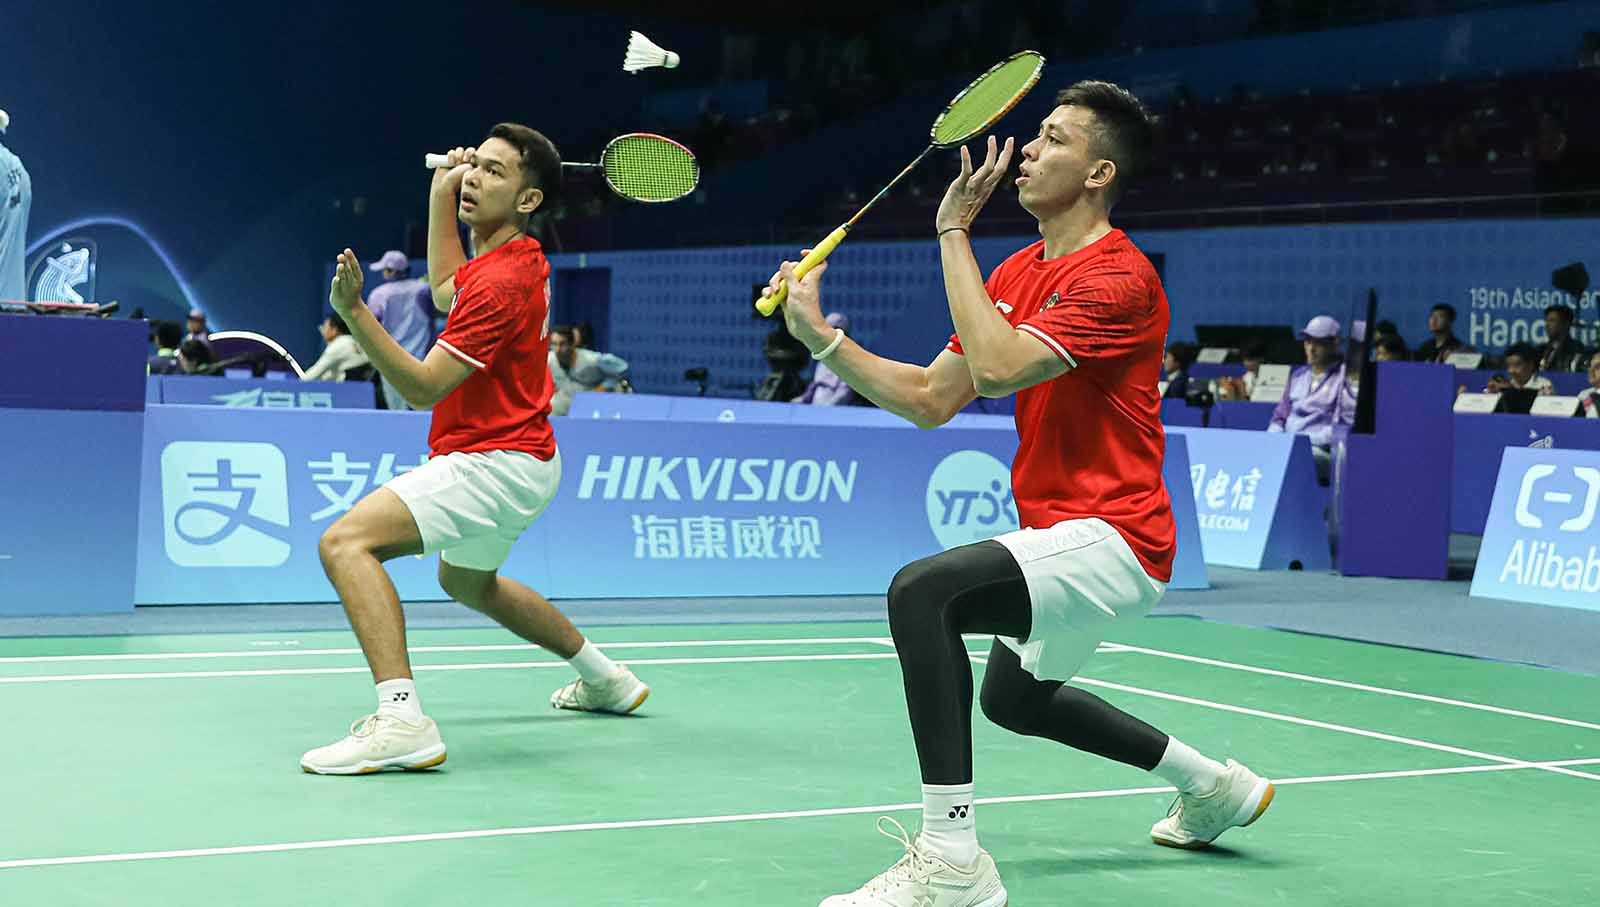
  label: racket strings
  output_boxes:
[602,135,700,202]
[932,52,1044,146]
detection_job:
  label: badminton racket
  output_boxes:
[425,133,699,203]
[756,50,1044,316]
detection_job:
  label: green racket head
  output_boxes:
[599,133,700,203]
[930,51,1046,148]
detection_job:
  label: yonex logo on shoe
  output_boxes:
[948,804,969,819]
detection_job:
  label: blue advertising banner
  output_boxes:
[1471,447,1600,612]
[1451,414,1600,535]
[0,408,142,615]
[1169,427,1330,570]
[133,405,1205,604]
[1163,435,1209,589]
[152,375,374,409]
[135,407,435,604]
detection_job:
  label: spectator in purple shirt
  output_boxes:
[793,312,858,406]
[1269,315,1355,483]
[365,250,434,410]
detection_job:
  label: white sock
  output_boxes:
[375,678,423,722]
[1152,736,1226,795]
[568,640,622,685]
[918,783,979,868]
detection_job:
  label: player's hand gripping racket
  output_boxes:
[425,133,699,203]
[756,50,1044,316]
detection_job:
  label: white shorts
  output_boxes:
[383,448,562,571]
[991,518,1167,682]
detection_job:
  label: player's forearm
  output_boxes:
[427,186,467,306]
[940,232,1031,395]
[812,340,944,428]
[342,305,438,407]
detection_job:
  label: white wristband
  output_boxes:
[812,328,845,361]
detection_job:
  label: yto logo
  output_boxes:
[926,451,1018,549]
[1514,464,1600,532]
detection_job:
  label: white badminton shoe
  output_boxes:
[819,817,1007,907]
[549,666,650,715]
[300,713,447,775]
[1150,759,1275,849]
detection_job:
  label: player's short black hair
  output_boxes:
[155,320,183,349]
[1055,80,1156,206]
[1505,342,1539,363]
[326,312,351,335]
[1545,303,1575,322]
[485,122,562,213]
[1430,303,1458,321]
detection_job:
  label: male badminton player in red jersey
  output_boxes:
[301,124,648,775]
[764,83,1272,905]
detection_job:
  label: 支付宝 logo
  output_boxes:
[161,442,291,567]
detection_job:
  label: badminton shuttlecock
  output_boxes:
[624,31,679,73]
[0,109,9,134]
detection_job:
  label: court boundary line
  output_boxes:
[951,648,1600,783]
[8,633,1598,745]
[3,757,1596,872]
[1101,640,1600,734]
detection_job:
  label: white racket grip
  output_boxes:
[424,152,449,170]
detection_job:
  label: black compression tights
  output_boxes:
[886,540,1171,785]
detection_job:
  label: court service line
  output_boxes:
[1102,641,1600,734]
[0,652,907,684]
[952,648,1599,783]
[3,757,1596,872]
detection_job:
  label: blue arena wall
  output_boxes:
[552,217,1600,395]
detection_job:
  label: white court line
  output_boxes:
[943,646,1600,783]
[3,757,1596,872]
[1103,641,1600,734]
[0,652,905,685]
[1074,674,1600,782]
[0,636,909,666]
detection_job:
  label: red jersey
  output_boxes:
[431,235,557,460]
[948,230,1175,581]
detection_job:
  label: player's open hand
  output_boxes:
[762,254,830,350]
[936,135,1014,234]
[430,146,477,197]
[329,249,366,317]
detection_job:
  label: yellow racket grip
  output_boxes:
[755,226,849,316]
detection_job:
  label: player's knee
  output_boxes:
[887,555,956,635]
[317,521,363,566]
[978,684,1029,733]
[887,559,931,628]
[438,564,494,610]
